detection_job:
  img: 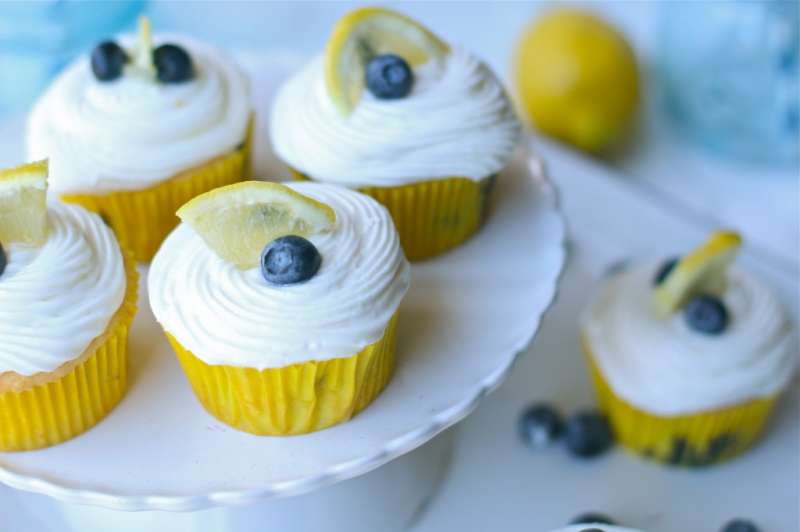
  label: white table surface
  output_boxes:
[0,2,798,531]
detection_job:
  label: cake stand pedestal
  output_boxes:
[0,151,564,531]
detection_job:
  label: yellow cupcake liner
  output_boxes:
[583,338,777,467]
[62,117,253,263]
[291,169,494,261]
[0,251,138,451]
[166,314,398,436]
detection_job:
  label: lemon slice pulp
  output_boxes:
[324,7,450,115]
[177,181,336,268]
[0,159,49,246]
[653,230,742,317]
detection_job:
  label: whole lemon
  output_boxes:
[514,9,640,153]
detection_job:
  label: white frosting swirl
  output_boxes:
[0,203,126,375]
[270,47,522,187]
[148,182,410,369]
[583,262,797,415]
[27,34,251,194]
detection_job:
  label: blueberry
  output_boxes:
[579,529,605,532]
[570,513,616,525]
[564,411,614,458]
[721,519,760,532]
[653,257,679,285]
[91,41,128,81]
[365,54,413,99]
[684,294,728,334]
[261,235,321,285]
[518,403,563,448]
[153,44,194,83]
[0,242,6,278]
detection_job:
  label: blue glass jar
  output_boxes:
[0,0,145,114]
[658,1,799,164]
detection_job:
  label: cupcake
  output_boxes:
[270,7,522,261]
[27,17,252,262]
[0,160,137,451]
[582,230,796,466]
[149,180,409,435]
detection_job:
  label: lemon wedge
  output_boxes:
[0,159,49,246]
[324,7,449,115]
[177,181,336,268]
[653,230,742,317]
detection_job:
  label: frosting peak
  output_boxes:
[148,182,410,369]
[27,34,251,194]
[270,47,522,187]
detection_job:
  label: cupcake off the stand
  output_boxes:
[26,17,253,262]
[0,160,138,451]
[149,181,409,435]
[582,230,796,466]
[270,7,522,261]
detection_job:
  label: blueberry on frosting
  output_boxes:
[153,44,194,83]
[684,294,728,334]
[366,54,413,99]
[0,242,6,278]
[91,41,128,81]
[652,256,678,286]
[261,235,321,285]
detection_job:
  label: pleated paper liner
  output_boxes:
[584,338,777,467]
[291,169,495,261]
[167,314,398,436]
[62,116,254,263]
[0,250,138,451]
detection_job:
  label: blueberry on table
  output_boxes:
[570,513,616,525]
[579,529,605,532]
[653,256,679,286]
[366,54,414,99]
[261,236,321,285]
[721,519,760,532]
[684,294,728,334]
[518,403,563,448]
[564,411,613,458]
[0,242,6,278]
[91,41,128,81]
[153,44,194,83]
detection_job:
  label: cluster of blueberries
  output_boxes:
[571,518,761,532]
[91,40,194,83]
[653,258,729,335]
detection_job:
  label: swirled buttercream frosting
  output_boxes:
[582,262,796,415]
[0,203,126,375]
[270,47,522,187]
[27,34,250,194]
[148,182,410,369]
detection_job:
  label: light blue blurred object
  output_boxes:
[0,0,145,114]
[658,0,799,164]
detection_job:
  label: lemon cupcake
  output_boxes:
[26,17,252,262]
[149,181,409,435]
[0,160,137,451]
[582,231,796,466]
[270,7,522,261]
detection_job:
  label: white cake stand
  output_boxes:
[0,149,564,531]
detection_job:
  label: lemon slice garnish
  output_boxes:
[0,159,49,246]
[653,230,742,317]
[177,181,336,268]
[324,7,450,115]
